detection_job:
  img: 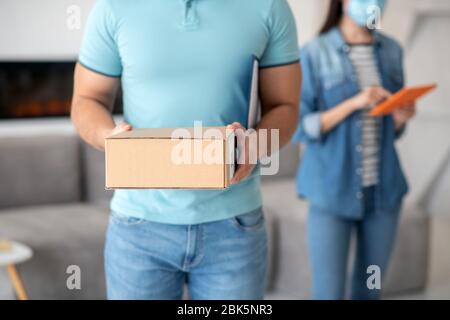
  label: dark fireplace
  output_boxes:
[0,62,122,119]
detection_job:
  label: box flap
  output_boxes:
[107,126,231,140]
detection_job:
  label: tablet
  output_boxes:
[370,84,437,117]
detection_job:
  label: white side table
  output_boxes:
[0,241,33,300]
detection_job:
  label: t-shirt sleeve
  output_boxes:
[78,0,122,77]
[260,0,300,68]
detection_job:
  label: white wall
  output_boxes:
[0,0,93,60]
[1,0,448,121]
[0,0,447,56]
[0,0,447,117]
[288,0,328,44]
[0,0,320,60]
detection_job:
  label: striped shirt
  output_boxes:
[348,45,381,187]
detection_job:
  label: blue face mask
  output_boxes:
[347,0,387,27]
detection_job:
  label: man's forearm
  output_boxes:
[71,97,116,151]
[256,103,299,158]
[256,62,301,160]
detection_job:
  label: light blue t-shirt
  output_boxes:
[79,0,299,224]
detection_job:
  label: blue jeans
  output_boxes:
[104,207,267,300]
[307,187,401,300]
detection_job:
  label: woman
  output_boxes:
[293,0,416,299]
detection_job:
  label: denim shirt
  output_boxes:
[293,27,408,219]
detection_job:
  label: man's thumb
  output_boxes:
[113,122,132,134]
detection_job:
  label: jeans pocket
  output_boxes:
[110,210,145,226]
[230,208,265,232]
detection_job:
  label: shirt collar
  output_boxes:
[327,27,382,53]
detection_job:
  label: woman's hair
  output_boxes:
[319,0,344,34]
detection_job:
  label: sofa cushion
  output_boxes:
[261,178,310,298]
[383,201,430,296]
[0,204,108,299]
[262,142,300,181]
[0,135,81,209]
[261,177,307,219]
[81,141,113,204]
[425,150,450,217]
[397,118,450,205]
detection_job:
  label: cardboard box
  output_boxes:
[105,127,236,189]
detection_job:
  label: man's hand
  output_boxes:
[227,122,257,185]
[106,122,133,138]
[96,122,132,150]
[393,102,416,130]
[226,62,301,184]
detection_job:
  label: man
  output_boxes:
[71,0,301,300]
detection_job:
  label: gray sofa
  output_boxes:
[0,120,432,299]
[262,144,430,299]
[0,133,110,299]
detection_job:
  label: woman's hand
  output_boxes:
[393,102,416,130]
[319,86,391,135]
[349,86,392,111]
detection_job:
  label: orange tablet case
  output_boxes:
[370,84,437,117]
